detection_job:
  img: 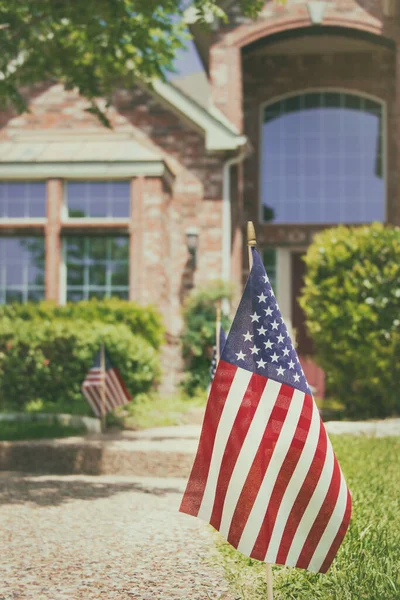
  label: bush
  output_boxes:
[0,318,161,414]
[180,280,232,394]
[0,298,164,349]
[300,223,400,418]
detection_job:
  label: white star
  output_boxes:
[288,360,295,369]
[264,339,273,350]
[293,373,301,382]
[271,320,279,330]
[243,331,253,342]
[257,358,267,368]
[282,346,290,357]
[264,307,273,317]
[262,274,269,283]
[250,312,260,323]
[276,333,285,344]
[257,292,267,303]
[277,366,286,376]
[236,350,246,361]
[250,345,260,355]
[271,352,279,363]
[257,325,267,336]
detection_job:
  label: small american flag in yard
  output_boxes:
[180,248,351,573]
[82,348,131,417]
[209,326,227,385]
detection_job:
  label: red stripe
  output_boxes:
[227,384,295,550]
[209,373,267,531]
[250,394,312,561]
[295,456,342,569]
[276,417,327,565]
[110,367,132,402]
[108,369,130,406]
[319,488,352,573]
[179,361,237,516]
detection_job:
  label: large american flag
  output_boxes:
[82,348,131,417]
[180,248,351,573]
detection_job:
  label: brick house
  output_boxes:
[0,0,398,394]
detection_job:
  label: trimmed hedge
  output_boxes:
[0,298,164,349]
[300,223,400,418]
[0,318,161,414]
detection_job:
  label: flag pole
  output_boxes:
[216,301,222,363]
[100,342,106,433]
[247,220,274,600]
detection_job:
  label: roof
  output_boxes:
[171,72,211,110]
[0,130,174,181]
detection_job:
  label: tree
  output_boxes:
[0,0,263,125]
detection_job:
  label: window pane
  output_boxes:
[66,181,130,218]
[0,237,45,303]
[261,93,385,224]
[0,182,46,218]
[65,236,129,301]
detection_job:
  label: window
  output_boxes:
[0,237,45,303]
[66,181,130,218]
[0,182,46,218]
[65,236,129,301]
[261,92,385,224]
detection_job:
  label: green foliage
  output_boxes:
[0,318,161,413]
[214,435,400,600]
[0,0,265,123]
[299,224,400,418]
[180,280,232,394]
[0,298,164,349]
[0,420,85,441]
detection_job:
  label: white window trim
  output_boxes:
[258,88,388,226]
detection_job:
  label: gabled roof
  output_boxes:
[149,79,247,151]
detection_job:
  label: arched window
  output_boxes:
[261,92,385,224]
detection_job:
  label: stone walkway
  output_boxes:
[0,472,233,600]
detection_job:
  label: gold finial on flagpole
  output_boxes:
[247,221,257,271]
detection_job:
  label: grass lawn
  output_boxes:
[213,436,400,600]
[120,390,207,429]
[0,420,86,441]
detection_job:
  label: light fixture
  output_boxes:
[186,227,199,269]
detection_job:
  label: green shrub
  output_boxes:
[0,318,161,414]
[180,280,232,394]
[300,223,400,418]
[0,298,164,349]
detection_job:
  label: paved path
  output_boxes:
[0,472,233,600]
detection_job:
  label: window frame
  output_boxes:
[258,89,387,226]
[0,235,45,304]
[62,179,132,222]
[60,234,130,303]
[0,180,47,223]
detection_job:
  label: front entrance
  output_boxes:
[291,252,313,356]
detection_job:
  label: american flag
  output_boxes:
[82,348,131,417]
[180,248,351,573]
[209,326,227,385]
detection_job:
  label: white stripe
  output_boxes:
[285,436,336,567]
[307,471,348,572]
[197,368,252,522]
[265,401,321,563]
[108,370,129,407]
[237,389,305,556]
[83,385,101,417]
[219,378,282,539]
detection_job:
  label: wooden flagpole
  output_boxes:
[100,342,106,433]
[216,301,222,363]
[247,220,274,600]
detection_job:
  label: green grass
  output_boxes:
[212,436,400,600]
[0,420,86,441]
[120,390,207,430]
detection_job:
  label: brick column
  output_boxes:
[45,179,62,302]
[129,176,145,303]
[210,43,243,132]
